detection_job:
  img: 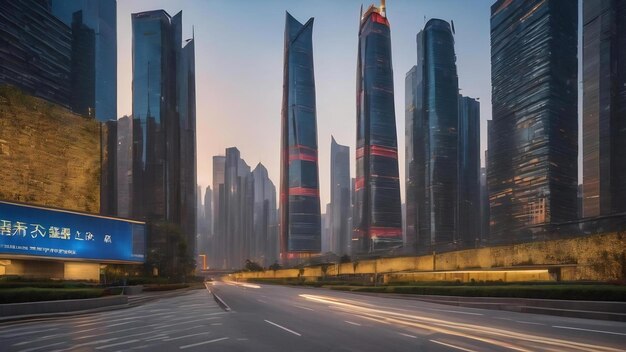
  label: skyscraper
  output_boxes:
[211,156,226,268]
[51,0,117,121]
[489,0,578,240]
[279,13,321,257]
[218,148,254,269]
[354,1,403,254]
[116,115,133,218]
[252,163,278,267]
[582,0,626,218]
[131,10,196,257]
[405,19,459,251]
[458,95,481,247]
[330,137,351,256]
[0,0,72,108]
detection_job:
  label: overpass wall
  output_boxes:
[232,233,626,282]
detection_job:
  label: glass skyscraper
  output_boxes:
[0,0,72,108]
[354,2,402,254]
[131,10,196,258]
[582,0,626,218]
[458,95,481,247]
[405,19,459,251]
[489,0,578,241]
[330,137,351,256]
[279,13,321,256]
[51,0,117,121]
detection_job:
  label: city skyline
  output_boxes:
[115,0,496,208]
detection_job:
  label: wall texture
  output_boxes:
[0,85,101,213]
[232,233,626,282]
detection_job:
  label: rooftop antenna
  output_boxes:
[380,0,386,16]
[451,20,456,34]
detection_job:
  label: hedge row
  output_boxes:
[330,285,626,301]
[142,284,189,292]
[0,288,105,304]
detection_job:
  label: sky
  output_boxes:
[116,0,500,208]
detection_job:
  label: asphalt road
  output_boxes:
[1,281,625,351]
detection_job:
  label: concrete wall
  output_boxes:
[232,233,626,282]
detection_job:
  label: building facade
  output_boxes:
[489,0,578,241]
[50,0,117,121]
[582,0,626,218]
[406,19,459,251]
[279,13,321,257]
[0,0,72,108]
[354,2,403,254]
[330,137,351,256]
[458,95,481,247]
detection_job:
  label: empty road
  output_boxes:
[1,281,625,351]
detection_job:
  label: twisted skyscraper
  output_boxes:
[279,13,321,258]
[354,1,403,254]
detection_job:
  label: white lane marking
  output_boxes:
[164,332,211,341]
[264,320,302,336]
[398,332,417,339]
[515,321,544,326]
[104,321,138,328]
[430,339,478,352]
[293,305,314,311]
[16,341,65,352]
[552,325,626,336]
[211,323,222,326]
[257,299,267,304]
[344,321,361,326]
[95,339,141,350]
[420,307,484,316]
[179,337,229,349]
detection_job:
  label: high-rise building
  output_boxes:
[489,0,578,240]
[131,10,196,258]
[204,185,213,246]
[0,0,72,108]
[252,163,278,267]
[116,115,133,218]
[458,95,481,247]
[221,148,254,269]
[330,137,351,256]
[406,19,459,251]
[582,0,626,218]
[279,13,321,257]
[354,1,403,254]
[211,156,226,268]
[51,0,117,121]
[101,119,118,216]
[480,166,489,241]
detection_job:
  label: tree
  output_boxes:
[244,259,264,272]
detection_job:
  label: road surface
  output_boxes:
[1,281,625,351]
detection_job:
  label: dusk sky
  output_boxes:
[116,0,502,207]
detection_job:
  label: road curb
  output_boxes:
[205,283,231,312]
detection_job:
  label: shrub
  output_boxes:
[0,288,104,304]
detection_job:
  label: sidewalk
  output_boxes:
[0,285,204,324]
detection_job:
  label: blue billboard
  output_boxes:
[0,201,145,263]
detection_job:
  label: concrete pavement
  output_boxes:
[1,280,625,351]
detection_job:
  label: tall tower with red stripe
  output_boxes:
[354,0,403,254]
[279,12,321,258]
